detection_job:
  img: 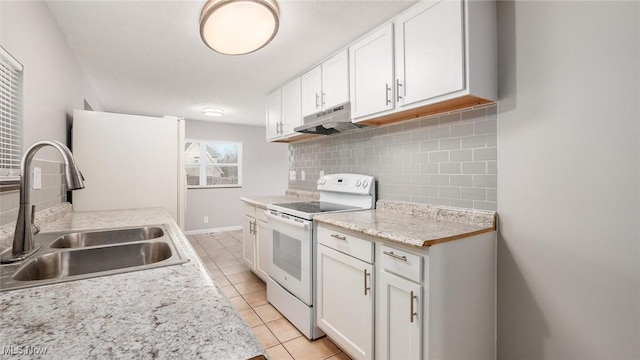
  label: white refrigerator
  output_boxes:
[71,110,186,229]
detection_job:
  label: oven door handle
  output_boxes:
[266,211,310,229]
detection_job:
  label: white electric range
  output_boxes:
[266,173,376,339]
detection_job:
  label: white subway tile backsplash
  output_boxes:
[462,162,487,174]
[288,104,497,211]
[451,175,474,187]
[439,138,461,150]
[430,127,450,140]
[461,187,487,201]
[430,175,450,186]
[474,175,498,188]
[440,163,461,174]
[474,120,498,135]
[450,149,473,162]
[474,147,498,161]
[429,151,449,163]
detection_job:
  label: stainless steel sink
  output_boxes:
[0,224,188,292]
[50,226,164,248]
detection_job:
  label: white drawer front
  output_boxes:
[379,244,422,283]
[242,203,256,217]
[255,208,268,222]
[317,225,373,263]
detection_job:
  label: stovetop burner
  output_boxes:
[270,201,359,215]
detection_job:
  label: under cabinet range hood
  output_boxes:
[294,102,364,135]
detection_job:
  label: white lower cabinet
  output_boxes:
[317,223,497,360]
[255,214,270,281]
[317,243,374,360]
[241,202,269,282]
[376,270,423,359]
[242,214,256,269]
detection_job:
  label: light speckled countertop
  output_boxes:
[314,200,497,248]
[0,207,264,359]
[240,189,319,209]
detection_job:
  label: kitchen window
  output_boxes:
[0,47,23,183]
[185,140,242,188]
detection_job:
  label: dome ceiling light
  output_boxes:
[203,107,224,117]
[199,0,280,56]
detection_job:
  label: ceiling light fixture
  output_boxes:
[199,0,280,56]
[203,107,224,117]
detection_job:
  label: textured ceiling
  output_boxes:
[46,0,416,126]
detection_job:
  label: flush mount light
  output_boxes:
[203,107,224,117]
[199,0,280,55]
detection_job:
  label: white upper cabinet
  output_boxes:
[352,0,496,125]
[321,50,349,110]
[281,77,302,135]
[265,88,282,140]
[301,66,322,117]
[266,0,496,138]
[395,0,464,107]
[301,50,349,118]
[349,23,395,120]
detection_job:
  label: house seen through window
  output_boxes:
[185,140,242,188]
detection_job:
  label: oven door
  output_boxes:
[266,210,313,306]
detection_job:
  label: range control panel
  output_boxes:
[317,173,375,195]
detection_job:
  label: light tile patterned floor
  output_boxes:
[187,230,352,360]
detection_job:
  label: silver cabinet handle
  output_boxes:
[330,234,346,241]
[315,93,320,108]
[410,290,417,323]
[364,269,371,296]
[396,79,403,102]
[385,83,391,105]
[383,251,407,262]
[321,92,326,107]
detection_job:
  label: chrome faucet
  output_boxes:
[1,140,84,264]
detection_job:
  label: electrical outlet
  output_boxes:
[301,170,305,181]
[203,216,209,224]
[289,170,296,180]
[32,167,42,190]
[319,170,325,178]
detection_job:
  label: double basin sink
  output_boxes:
[0,225,188,292]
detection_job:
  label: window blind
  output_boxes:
[0,46,23,181]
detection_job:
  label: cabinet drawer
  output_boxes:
[255,208,268,222]
[317,225,373,263]
[379,244,422,283]
[242,203,256,217]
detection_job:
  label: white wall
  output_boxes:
[0,1,103,225]
[185,121,288,232]
[497,1,640,359]
[1,1,103,158]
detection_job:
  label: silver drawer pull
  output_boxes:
[383,251,407,262]
[331,234,347,241]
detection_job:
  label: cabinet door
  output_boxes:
[395,0,464,107]
[281,77,302,136]
[255,219,270,282]
[266,88,282,140]
[301,66,322,117]
[242,214,256,269]
[321,50,349,109]
[317,244,374,360]
[349,23,394,120]
[376,271,423,360]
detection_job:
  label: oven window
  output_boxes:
[273,232,302,281]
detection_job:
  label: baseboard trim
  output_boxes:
[184,225,242,235]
